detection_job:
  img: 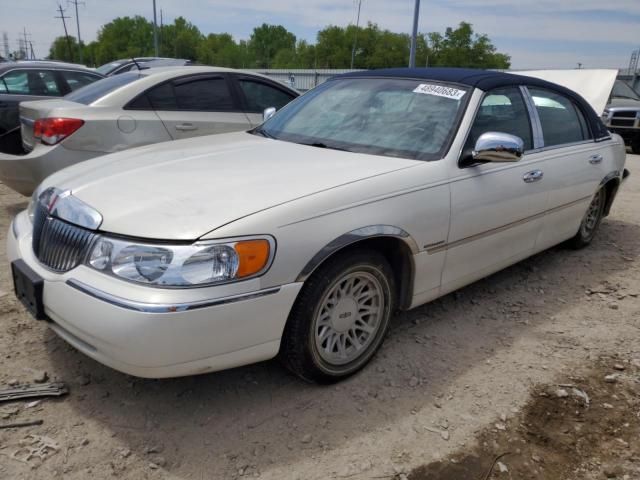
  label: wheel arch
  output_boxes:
[600,171,621,217]
[295,225,419,311]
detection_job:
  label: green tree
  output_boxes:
[94,16,154,64]
[426,22,510,69]
[161,17,202,60]
[48,35,80,63]
[248,24,296,68]
[197,33,242,67]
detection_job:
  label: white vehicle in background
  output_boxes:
[0,66,298,195]
[8,68,628,383]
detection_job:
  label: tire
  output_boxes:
[279,249,396,383]
[631,136,640,155]
[567,187,606,249]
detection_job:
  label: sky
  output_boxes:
[1,0,639,69]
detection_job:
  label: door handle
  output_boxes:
[589,154,603,165]
[522,170,544,183]
[175,123,197,131]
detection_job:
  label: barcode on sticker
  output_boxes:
[413,84,466,100]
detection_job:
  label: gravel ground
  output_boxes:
[0,155,638,480]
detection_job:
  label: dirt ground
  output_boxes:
[0,155,638,480]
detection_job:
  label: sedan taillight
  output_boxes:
[33,118,84,146]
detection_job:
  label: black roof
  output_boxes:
[334,67,609,140]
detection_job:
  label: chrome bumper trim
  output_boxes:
[66,279,281,313]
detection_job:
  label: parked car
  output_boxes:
[602,79,640,154]
[96,57,193,76]
[8,68,628,383]
[0,66,298,195]
[0,61,103,152]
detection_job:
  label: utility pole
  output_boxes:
[68,0,84,63]
[22,28,32,59]
[160,8,163,56]
[55,4,73,61]
[350,0,362,69]
[152,0,159,57]
[29,41,35,60]
[409,0,420,68]
[2,32,9,59]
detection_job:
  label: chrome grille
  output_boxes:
[32,203,97,272]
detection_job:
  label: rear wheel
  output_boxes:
[280,249,395,383]
[631,136,640,155]
[568,187,606,249]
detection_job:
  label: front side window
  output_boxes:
[257,78,469,161]
[2,70,60,96]
[529,87,591,147]
[464,87,533,153]
[238,79,295,112]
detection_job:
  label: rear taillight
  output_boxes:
[33,118,84,146]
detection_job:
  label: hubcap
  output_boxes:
[314,271,385,366]
[580,189,603,238]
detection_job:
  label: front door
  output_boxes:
[441,86,551,293]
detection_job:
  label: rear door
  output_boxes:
[149,74,251,139]
[233,75,298,126]
[524,86,606,250]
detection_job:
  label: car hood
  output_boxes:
[48,132,419,240]
[514,69,618,115]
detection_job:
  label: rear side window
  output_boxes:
[528,87,591,147]
[464,87,533,151]
[65,72,143,105]
[1,70,60,96]
[173,77,234,111]
[145,82,177,109]
[60,71,101,92]
[238,79,295,112]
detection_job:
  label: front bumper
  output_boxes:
[7,211,302,378]
[0,144,96,196]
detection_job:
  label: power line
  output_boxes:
[67,0,85,63]
[54,4,74,61]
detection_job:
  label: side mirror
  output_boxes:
[263,107,277,123]
[472,132,524,163]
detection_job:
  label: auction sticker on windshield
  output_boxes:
[413,84,466,100]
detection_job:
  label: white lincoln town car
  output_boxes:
[8,68,629,383]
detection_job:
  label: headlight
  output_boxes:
[86,236,274,287]
[27,188,41,223]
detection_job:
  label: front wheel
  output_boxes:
[279,249,395,383]
[567,187,606,249]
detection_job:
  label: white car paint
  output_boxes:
[0,66,297,195]
[7,71,629,379]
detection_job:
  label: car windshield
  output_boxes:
[611,80,640,101]
[96,61,126,75]
[65,72,144,105]
[256,78,469,161]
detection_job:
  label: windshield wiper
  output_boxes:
[252,127,276,139]
[302,142,351,152]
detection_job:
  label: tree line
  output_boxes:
[48,17,511,70]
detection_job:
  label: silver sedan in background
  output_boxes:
[0,66,298,195]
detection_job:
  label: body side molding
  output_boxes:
[296,225,419,282]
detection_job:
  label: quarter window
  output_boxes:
[464,87,533,152]
[238,79,295,112]
[528,87,591,147]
